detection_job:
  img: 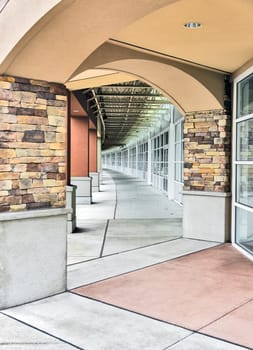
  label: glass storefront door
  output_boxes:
[234,72,253,255]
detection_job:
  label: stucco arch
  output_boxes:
[0,0,177,82]
[70,43,226,113]
[97,60,223,113]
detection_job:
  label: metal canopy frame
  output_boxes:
[84,80,171,149]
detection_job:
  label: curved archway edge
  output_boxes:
[70,43,226,113]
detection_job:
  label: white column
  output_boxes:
[147,138,152,184]
[168,121,175,200]
[136,144,138,177]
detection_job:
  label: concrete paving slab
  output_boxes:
[76,172,116,220]
[103,218,182,255]
[112,172,182,219]
[167,333,248,350]
[0,313,75,349]
[202,299,253,349]
[68,238,219,289]
[67,220,107,265]
[4,293,191,350]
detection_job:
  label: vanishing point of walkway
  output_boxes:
[1,170,253,349]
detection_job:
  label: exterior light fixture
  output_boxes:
[184,22,201,29]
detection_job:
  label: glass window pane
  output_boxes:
[236,207,253,253]
[237,73,253,117]
[175,123,181,142]
[236,165,253,208]
[236,119,253,161]
[175,143,181,161]
[175,163,181,181]
[174,109,183,123]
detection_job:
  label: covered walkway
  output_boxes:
[1,171,253,349]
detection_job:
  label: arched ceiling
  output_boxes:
[0,0,176,82]
[94,59,223,113]
[1,0,253,113]
[1,0,253,83]
[68,42,225,113]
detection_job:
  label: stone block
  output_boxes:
[48,115,65,127]
[26,202,50,209]
[0,191,8,196]
[41,163,58,172]
[47,99,66,107]
[36,98,47,105]
[0,81,11,89]
[31,179,44,188]
[0,165,11,172]
[56,133,65,142]
[22,194,34,204]
[56,95,67,101]
[0,149,16,158]
[10,204,26,211]
[0,100,9,106]
[20,172,41,179]
[0,173,18,180]
[19,179,32,189]
[47,106,65,117]
[0,131,16,142]
[0,115,16,123]
[27,163,40,172]
[30,79,50,87]
[56,126,65,133]
[22,130,45,143]
[17,116,48,125]
[49,143,65,150]
[43,179,56,187]
[49,85,67,95]
[45,132,56,142]
[13,91,36,104]
[34,193,58,203]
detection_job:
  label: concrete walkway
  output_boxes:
[1,170,253,350]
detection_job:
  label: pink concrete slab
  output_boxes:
[73,245,253,348]
[169,244,253,278]
[202,299,253,349]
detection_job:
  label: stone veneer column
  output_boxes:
[183,109,231,242]
[0,76,67,211]
[0,75,69,309]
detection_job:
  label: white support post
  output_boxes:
[147,138,152,185]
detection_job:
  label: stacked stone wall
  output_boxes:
[184,110,231,192]
[0,76,67,212]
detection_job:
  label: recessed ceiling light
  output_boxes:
[0,0,9,13]
[184,22,202,29]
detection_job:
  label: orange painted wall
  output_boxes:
[89,129,97,172]
[71,117,89,177]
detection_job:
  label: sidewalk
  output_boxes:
[1,170,253,349]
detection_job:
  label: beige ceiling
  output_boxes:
[0,0,175,82]
[113,0,253,73]
[0,0,252,113]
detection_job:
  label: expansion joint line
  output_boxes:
[113,177,118,220]
[99,219,110,257]
[0,312,85,350]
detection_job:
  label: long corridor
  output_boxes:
[1,171,253,350]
